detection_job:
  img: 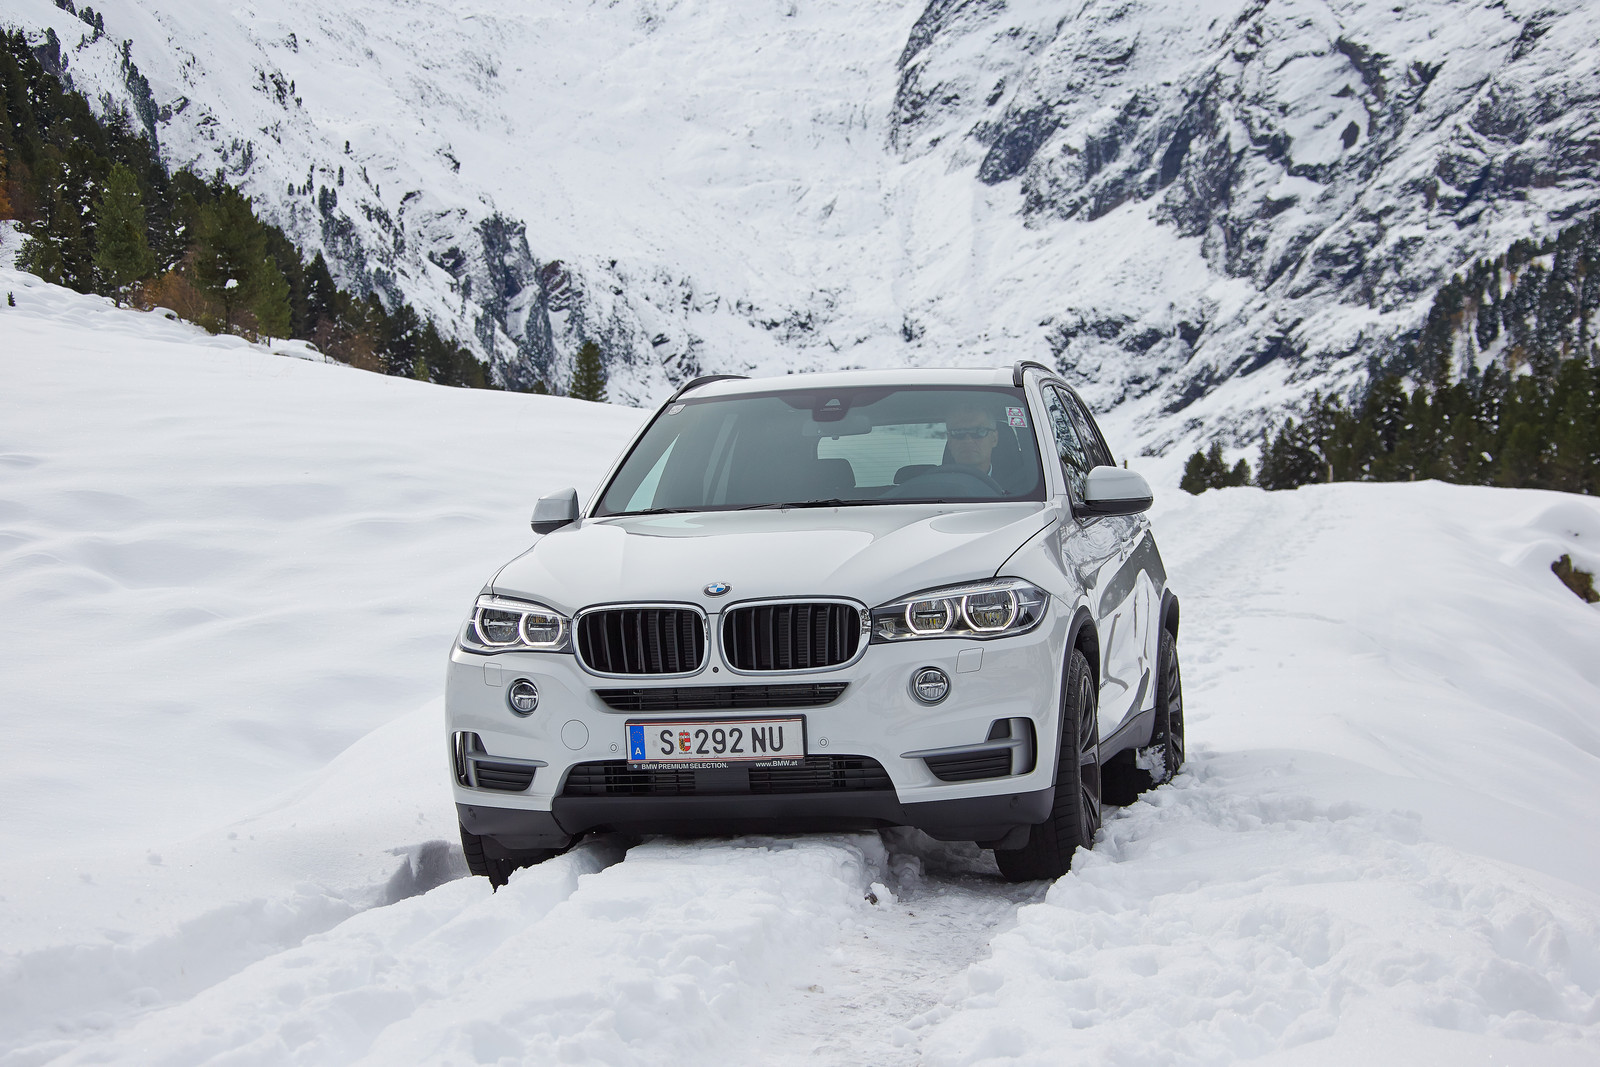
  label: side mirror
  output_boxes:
[1080,466,1153,516]
[530,487,580,534]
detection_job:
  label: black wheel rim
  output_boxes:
[1164,643,1184,773]
[1076,670,1101,844]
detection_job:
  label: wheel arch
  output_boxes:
[1160,589,1180,639]
[1066,605,1099,690]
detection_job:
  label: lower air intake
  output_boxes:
[560,755,892,797]
[452,732,541,793]
[923,749,1015,783]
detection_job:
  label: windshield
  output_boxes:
[595,386,1045,515]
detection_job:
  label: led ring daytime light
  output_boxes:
[905,598,955,635]
[961,589,1018,633]
[474,607,523,647]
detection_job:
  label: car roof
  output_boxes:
[681,366,1019,400]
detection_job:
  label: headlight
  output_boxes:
[460,595,572,653]
[870,578,1049,642]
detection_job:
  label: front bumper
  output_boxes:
[445,607,1069,847]
[458,788,1054,851]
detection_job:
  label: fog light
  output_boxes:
[911,666,950,705]
[507,679,539,715]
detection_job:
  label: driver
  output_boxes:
[943,401,1000,477]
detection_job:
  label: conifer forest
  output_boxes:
[1,28,497,391]
[1184,215,1600,498]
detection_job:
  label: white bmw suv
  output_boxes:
[446,363,1183,885]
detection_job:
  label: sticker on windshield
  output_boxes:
[667,403,685,415]
[1006,406,1028,428]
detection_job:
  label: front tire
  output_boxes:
[1103,627,1185,805]
[459,823,560,890]
[994,648,1101,882]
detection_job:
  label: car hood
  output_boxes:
[491,503,1054,613]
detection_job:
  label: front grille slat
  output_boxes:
[766,606,780,671]
[561,755,891,797]
[595,682,848,712]
[625,612,642,674]
[722,602,861,672]
[578,607,706,676]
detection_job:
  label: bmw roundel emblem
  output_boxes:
[704,582,731,597]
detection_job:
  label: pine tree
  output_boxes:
[192,188,268,331]
[92,162,154,302]
[1545,360,1597,493]
[17,151,95,290]
[569,340,608,402]
[303,251,339,330]
[1494,375,1546,488]
[1363,376,1409,478]
[252,258,291,340]
[1180,441,1249,493]
[0,145,12,219]
[1179,449,1211,494]
[1202,442,1227,487]
[1258,418,1323,490]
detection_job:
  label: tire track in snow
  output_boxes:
[752,829,1049,1067]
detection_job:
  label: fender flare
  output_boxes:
[1065,604,1099,689]
[1160,589,1180,638]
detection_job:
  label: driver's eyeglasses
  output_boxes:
[943,426,995,440]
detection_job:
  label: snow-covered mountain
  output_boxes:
[7,0,1599,450]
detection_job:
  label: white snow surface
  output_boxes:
[4,275,1600,1064]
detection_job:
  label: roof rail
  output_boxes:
[1012,360,1054,387]
[667,374,749,404]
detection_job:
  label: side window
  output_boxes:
[1062,390,1113,469]
[1042,386,1090,501]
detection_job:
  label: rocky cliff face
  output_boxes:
[891,0,1600,445]
[10,0,1600,450]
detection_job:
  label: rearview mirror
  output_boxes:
[803,412,873,437]
[1079,466,1153,516]
[530,487,580,534]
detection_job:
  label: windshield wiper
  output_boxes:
[617,507,701,516]
[739,498,859,510]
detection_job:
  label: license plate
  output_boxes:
[626,718,806,765]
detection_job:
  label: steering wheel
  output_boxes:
[890,466,1005,497]
[961,468,1006,494]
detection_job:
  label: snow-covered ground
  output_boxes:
[3,270,1599,1065]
